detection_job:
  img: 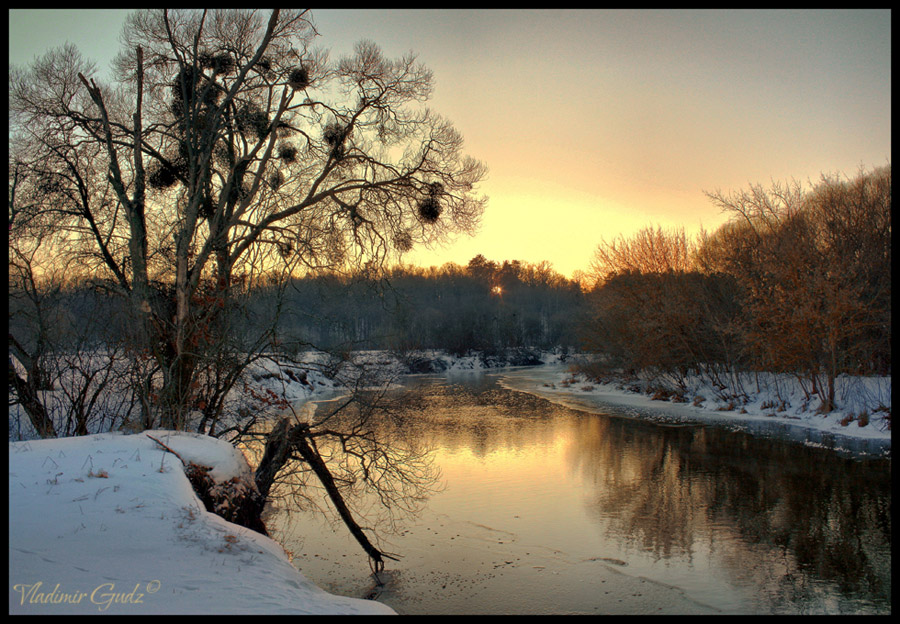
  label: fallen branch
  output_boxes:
[293,428,400,573]
[145,433,187,466]
[254,417,399,573]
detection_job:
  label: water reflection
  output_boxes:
[565,415,891,612]
[274,374,891,614]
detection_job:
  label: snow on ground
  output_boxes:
[8,431,396,615]
[498,364,891,451]
[254,349,890,451]
[8,348,889,613]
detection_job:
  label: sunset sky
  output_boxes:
[9,9,891,278]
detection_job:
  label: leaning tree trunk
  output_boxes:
[292,430,399,573]
[254,418,397,572]
[254,418,294,501]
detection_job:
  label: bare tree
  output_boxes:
[589,225,695,287]
[802,165,892,376]
[704,167,891,411]
[10,9,486,564]
[10,9,486,431]
[9,183,60,438]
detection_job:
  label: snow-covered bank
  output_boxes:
[8,431,396,614]
[8,347,564,441]
[498,365,890,455]
[9,348,888,614]
[241,351,892,455]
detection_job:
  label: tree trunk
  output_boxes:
[9,357,57,438]
[824,369,836,413]
[159,353,195,430]
[293,431,398,572]
[254,418,293,501]
[253,418,397,572]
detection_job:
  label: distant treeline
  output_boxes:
[249,255,585,355]
[10,256,585,361]
[580,164,891,412]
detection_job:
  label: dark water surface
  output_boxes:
[267,372,891,615]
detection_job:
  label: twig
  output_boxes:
[145,433,187,466]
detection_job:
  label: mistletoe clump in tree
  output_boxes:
[10,9,486,432]
[10,9,486,567]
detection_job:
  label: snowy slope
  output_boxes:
[8,431,395,615]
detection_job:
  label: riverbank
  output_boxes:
[8,431,396,615]
[11,346,885,451]
[497,364,890,454]
[239,350,890,459]
[267,373,891,615]
[7,350,890,613]
[244,349,890,448]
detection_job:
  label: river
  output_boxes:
[265,367,891,615]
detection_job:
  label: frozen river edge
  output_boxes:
[494,364,890,459]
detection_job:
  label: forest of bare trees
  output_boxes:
[580,164,891,415]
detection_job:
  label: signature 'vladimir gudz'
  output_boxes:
[12,580,161,611]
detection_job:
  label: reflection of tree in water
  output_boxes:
[567,416,891,611]
[566,418,715,561]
